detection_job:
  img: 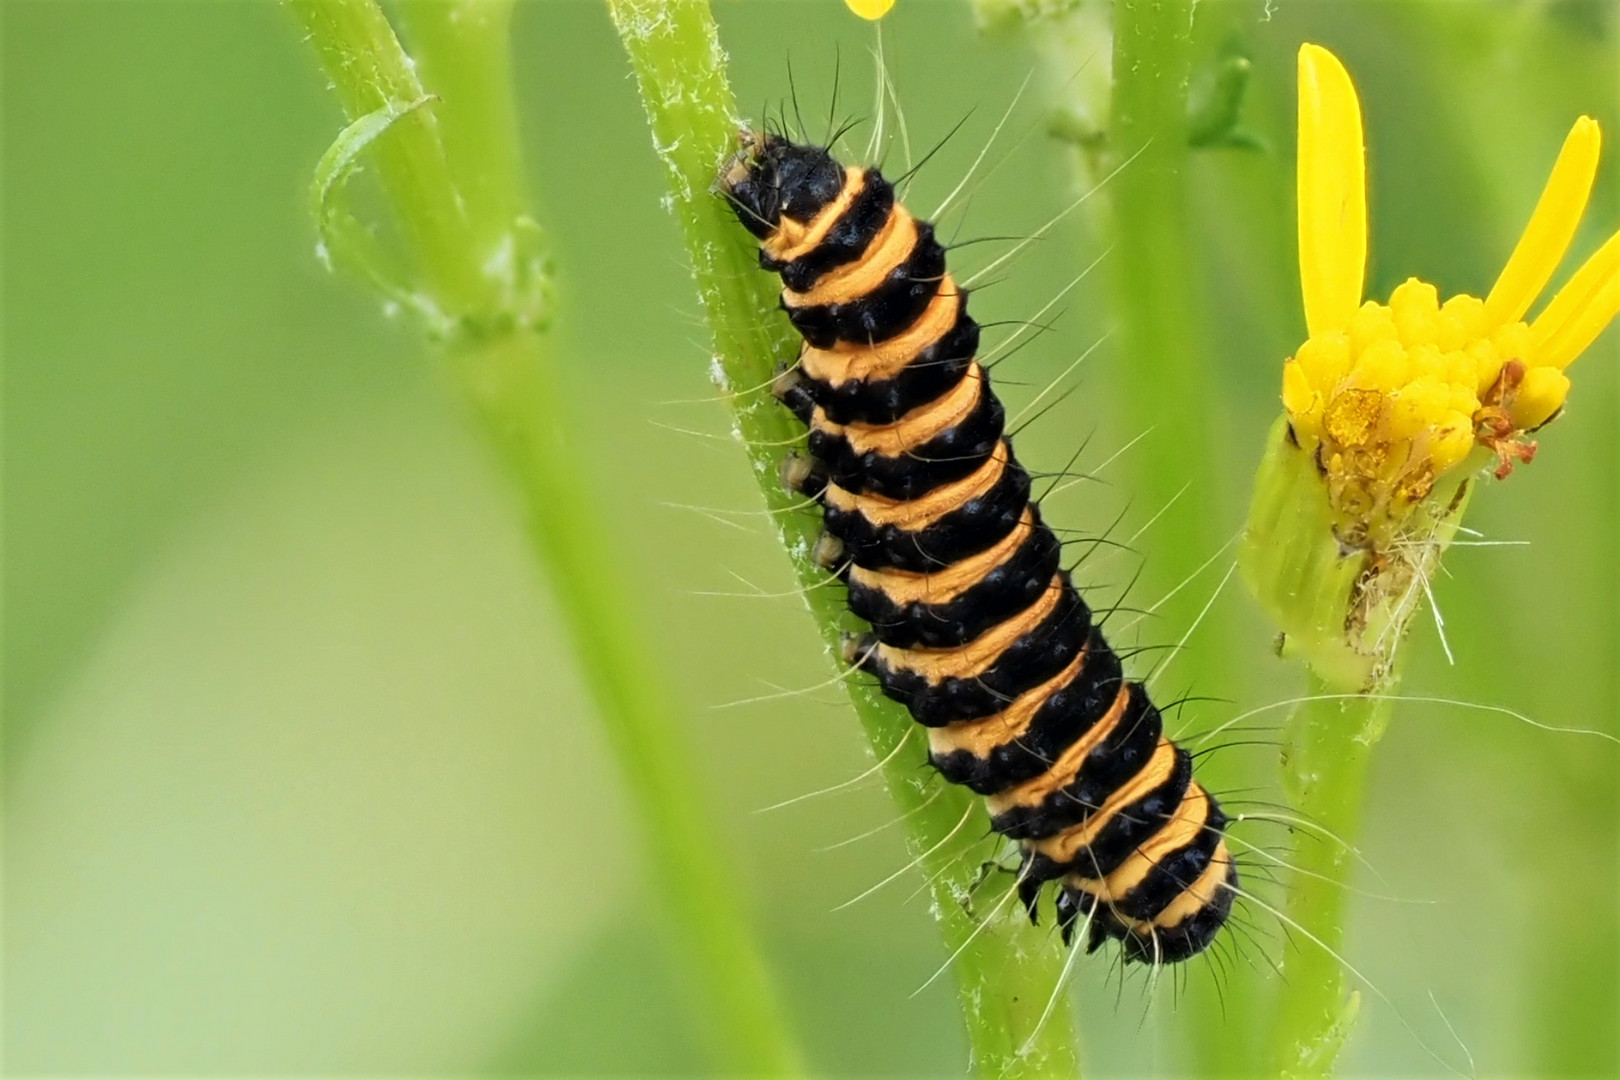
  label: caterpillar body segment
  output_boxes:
[720,129,1235,965]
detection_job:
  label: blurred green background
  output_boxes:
[4,0,1615,1075]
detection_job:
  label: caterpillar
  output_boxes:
[719,129,1237,964]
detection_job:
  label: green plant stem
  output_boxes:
[1269,674,1388,1079]
[605,0,1083,1074]
[393,0,527,255]
[1240,423,1429,1077]
[286,2,802,1073]
[450,330,803,1078]
[1109,5,1262,1076]
[1108,0,1222,598]
[1240,428,1448,1076]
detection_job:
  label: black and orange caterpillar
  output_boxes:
[719,130,1236,964]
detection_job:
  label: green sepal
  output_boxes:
[1241,417,1475,692]
[1241,418,1376,689]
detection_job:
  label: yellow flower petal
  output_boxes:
[1530,229,1620,368]
[845,0,896,19]
[1484,117,1602,327]
[1297,44,1367,338]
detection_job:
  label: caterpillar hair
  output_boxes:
[719,128,1237,964]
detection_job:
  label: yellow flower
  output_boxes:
[845,0,896,19]
[1285,43,1620,546]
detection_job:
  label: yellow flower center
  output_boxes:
[1282,277,1571,534]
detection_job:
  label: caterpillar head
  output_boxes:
[718,128,846,240]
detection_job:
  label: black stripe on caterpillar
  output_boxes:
[719,129,1237,964]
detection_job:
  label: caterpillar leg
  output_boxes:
[840,630,879,670]
[810,530,846,571]
[779,452,827,498]
[771,364,816,423]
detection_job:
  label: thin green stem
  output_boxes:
[604,0,1083,1074]
[287,2,801,1072]
[1269,672,1388,1079]
[393,0,527,253]
[448,330,803,1078]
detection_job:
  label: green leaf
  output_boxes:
[308,94,440,320]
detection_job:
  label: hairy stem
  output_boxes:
[1269,675,1388,1078]
[1241,422,1425,1077]
[604,0,1083,1074]
[286,1,801,1072]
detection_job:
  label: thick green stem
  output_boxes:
[1109,5,1263,1076]
[287,2,801,1072]
[1239,427,1384,1080]
[605,0,1083,1074]
[1109,0,1222,604]
[1269,674,1387,1079]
